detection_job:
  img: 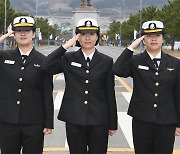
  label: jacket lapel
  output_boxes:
[24,48,38,66]
[89,49,101,69]
[75,49,88,68]
[158,52,168,71]
[75,48,102,69]
[142,51,157,70]
[12,48,23,64]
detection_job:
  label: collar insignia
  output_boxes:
[167,68,174,71]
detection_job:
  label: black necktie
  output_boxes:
[153,58,161,69]
[86,57,90,67]
[22,55,28,64]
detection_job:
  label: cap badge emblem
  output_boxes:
[149,23,156,30]
[85,21,92,27]
[19,18,27,23]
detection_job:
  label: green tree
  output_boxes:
[0,0,57,42]
[0,0,15,34]
[156,0,180,50]
[108,0,180,49]
[107,20,121,40]
[36,17,57,40]
[121,6,159,40]
[108,6,159,46]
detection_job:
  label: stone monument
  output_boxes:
[80,0,92,7]
[72,0,99,40]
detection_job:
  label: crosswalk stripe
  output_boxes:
[56,73,64,80]
[65,139,68,148]
[54,92,64,110]
[118,112,133,148]
[121,92,132,103]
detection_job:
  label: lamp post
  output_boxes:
[35,0,48,49]
[139,0,143,53]
[3,0,7,50]
[35,1,49,24]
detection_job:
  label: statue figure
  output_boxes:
[80,0,92,7]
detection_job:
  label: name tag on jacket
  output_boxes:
[71,62,82,67]
[4,60,15,65]
[138,65,149,70]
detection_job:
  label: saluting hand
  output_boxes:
[0,31,14,44]
[43,128,52,135]
[63,34,81,49]
[128,35,144,50]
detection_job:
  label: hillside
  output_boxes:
[10,0,170,16]
[70,0,169,8]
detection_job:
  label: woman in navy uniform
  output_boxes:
[42,18,117,154]
[0,16,54,154]
[113,20,180,153]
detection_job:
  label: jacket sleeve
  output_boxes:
[106,59,118,130]
[42,72,54,129]
[113,48,134,78]
[41,46,66,74]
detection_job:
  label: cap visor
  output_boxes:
[144,32,163,35]
[80,30,98,33]
[14,26,34,31]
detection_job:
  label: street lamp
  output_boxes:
[3,0,7,50]
[35,1,49,22]
[139,0,143,53]
[35,0,48,49]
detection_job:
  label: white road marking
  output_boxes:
[56,73,65,80]
[118,112,134,148]
[121,92,132,103]
[54,92,64,110]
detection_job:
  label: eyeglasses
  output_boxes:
[15,30,32,35]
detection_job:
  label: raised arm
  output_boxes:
[0,31,14,44]
[113,36,144,77]
[41,34,80,74]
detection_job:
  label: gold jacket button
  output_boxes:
[84,101,88,104]
[21,67,24,70]
[86,70,89,74]
[155,93,158,97]
[85,91,88,94]
[155,82,159,86]
[19,78,23,81]
[153,104,157,108]
[85,80,89,84]
[155,72,159,76]
[17,101,20,105]
[18,89,22,93]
